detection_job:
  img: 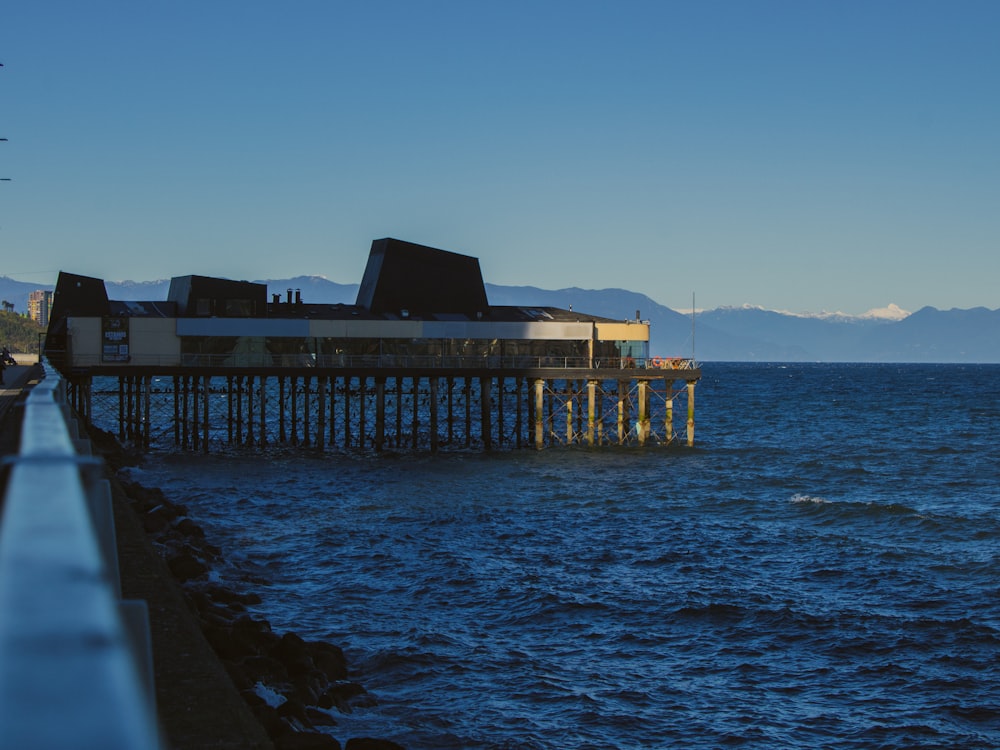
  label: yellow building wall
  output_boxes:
[130,319,181,366]
[594,322,649,342]
[67,318,102,366]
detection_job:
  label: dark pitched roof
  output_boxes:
[167,275,267,317]
[355,238,489,317]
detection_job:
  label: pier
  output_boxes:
[46,238,700,452]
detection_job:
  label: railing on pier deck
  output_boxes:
[0,362,162,749]
[48,350,699,374]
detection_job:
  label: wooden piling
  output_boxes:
[686,380,696,447]
[202,375,209,452]
[638,380,649,447]
[429,377,439,452]
[534,378,544,450]
[317,376,327,450]
[375,377,386,451]
[481,376,492,450]
[587,380,596,446]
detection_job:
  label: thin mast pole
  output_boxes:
[691,292,696,363]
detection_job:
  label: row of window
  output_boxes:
[178,337,648,366]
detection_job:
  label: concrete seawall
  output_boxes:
[0,363,274,749]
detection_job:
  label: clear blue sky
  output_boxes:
[2,1,998,314]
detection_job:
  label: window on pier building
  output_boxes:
[191,298,257,317]
[181,336,272,366]
[180,335,629,368]
[613,340,648,361]
[225,298,255,317]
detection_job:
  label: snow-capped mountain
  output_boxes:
[3,274,996,362]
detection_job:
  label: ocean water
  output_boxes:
[124,363,1000,749]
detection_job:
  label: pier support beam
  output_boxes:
[411,377,420,450]
[259,375,267,447]
[496,377,504,447]
[343,377,352,450]
[191,376,200,451]
[394,378,402,447]
[225,376,233,444]
[329,376,337,447]
[279,377,287,443]
[247,377,256,445]
[174,376,182,446]
[534,378,545,450]
[447,377,455,445]
[665,396,674,444]
[235,377,244,445]
[183,377,192,447]
[375,377,386,451]
[565,386,573,444]
[464,377,472,448]
[686,380,696,447]
[303,377,311,447]
[302,376,312,446]
[617,381,628,445]
[515,377,524,448]
[480,377,492,450]
[202,375,210,452]
[637,380,650,447]
[290,377,298,446]
[429,377,439,453]
[586,381,596,446]
[359,376,367,449]
[317,376,327,450]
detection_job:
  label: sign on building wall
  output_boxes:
[102,317,130,362]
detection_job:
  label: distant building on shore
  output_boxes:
[28,289,53,326]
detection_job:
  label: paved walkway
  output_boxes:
[0,361,42,457]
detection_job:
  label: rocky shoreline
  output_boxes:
[92,428,404,750]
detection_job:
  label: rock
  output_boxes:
[345,739,404,750]
[184,535,222,560]
[189,591,243,625]
[312,642,348,682]
[306,707,338,728]
[276,697,313,729]
[240,654,290,684]
[142,505,174,533]
[271,632,316,678]
[222,659,254,691]
[321,682,368,714]
[272,632,310,662]
[251,701,289,740]
[203,622,254,662]
[288,670,325,706]
[175,517,205,538]
[275,728,342,749]
[205,583,262,606]
[232,615,279,655]
[167,549,208,581]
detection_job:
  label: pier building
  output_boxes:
[45,238,700,452]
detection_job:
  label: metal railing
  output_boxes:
[0,361,162,749]
[50,349,699,373]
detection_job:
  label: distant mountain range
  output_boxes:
[3,274,997,363]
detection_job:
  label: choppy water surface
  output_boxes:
[129,363,1000,749]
